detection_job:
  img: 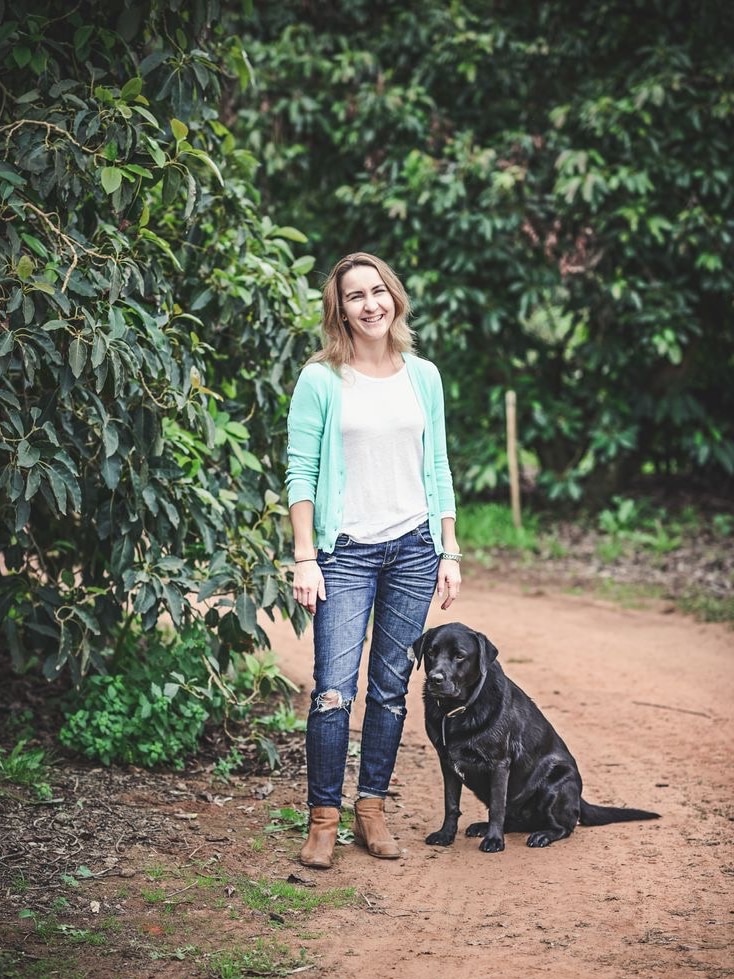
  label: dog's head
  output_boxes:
[411,622,499,702]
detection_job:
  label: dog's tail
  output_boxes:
[580,798,660,825]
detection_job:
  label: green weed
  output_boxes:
[265,806,354,845]
[0,740,53,800]
[255,704,307,734]
[208,939,311,978]
[144,865,170,881]
[597,497,682,553]
[212,747,245,783]
[53,924,107,946]
[10,872,29,895]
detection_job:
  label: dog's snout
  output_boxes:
[428,670,445,684]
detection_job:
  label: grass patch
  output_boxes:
[238,877,358,917]
[591,579,665,609]
[208,939,311,978]
[678,592,734,626]
[458,502,540,551]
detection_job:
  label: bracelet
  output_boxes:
[295,558,318,564]
[441,551,462,562]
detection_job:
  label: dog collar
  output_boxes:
[439,670,488,746]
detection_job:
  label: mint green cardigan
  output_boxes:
[286,352,456,554]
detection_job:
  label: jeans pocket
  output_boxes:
[414,521,434,546]
[335,533,352,548]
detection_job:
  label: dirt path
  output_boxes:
[261,577,733,979]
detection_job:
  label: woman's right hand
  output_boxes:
[293,560,326,614]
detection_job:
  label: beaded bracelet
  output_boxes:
[441,552,462,562]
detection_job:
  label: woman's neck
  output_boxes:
[350,342,403,378]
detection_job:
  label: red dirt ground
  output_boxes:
[258,575,733,979]
[1,573,732,978]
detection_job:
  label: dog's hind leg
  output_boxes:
[526,787,579,848]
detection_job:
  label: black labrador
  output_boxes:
[412,622,660,851]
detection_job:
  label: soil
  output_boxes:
[1,553,733,978]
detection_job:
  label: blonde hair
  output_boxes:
[308,252,416,368]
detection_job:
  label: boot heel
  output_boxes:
[353,798,400,859]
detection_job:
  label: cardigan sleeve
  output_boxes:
[285,365,326,507]
[429,362,456,517]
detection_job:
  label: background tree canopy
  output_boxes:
[1,0,732,692]
[237,0,734,503]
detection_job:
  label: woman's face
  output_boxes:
[339,264,396,348]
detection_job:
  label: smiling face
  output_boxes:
[339,263,396,349]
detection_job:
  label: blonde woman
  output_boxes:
[286,252,461,869]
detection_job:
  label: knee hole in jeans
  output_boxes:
[314,689,351,713]
[384,703,406,719]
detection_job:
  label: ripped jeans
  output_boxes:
[306,520,439,809]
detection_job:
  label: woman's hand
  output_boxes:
[293,560,326,614]
[436,558,461,610]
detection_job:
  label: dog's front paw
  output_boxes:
[478,834,505,853]
[526,831,552,848]
[465,821,489,838]
[425,830,456,847]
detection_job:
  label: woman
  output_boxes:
[286,252,461,869]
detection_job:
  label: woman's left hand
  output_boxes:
[436,558,461,610]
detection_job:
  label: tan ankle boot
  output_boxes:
[353,797,400,859]
[300,807,340,869]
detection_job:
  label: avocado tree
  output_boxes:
[0,1,317,682]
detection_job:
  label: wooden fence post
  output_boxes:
[505,389,522,529]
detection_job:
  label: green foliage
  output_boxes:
[677,592,734,626]
[58,620,223,768]
[598,495,682,553]
[212,746,244,783]
[459,502,540,551]
[237,0,734,504]
[264,805,309,835]
[0,2,318,683]
[0,739,53,800]
[254,704,306,734]
[58,618,301,769]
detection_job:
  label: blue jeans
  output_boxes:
[306,521,439,808]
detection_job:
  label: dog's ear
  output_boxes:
[410,626,436,670]
[477,631,499,672]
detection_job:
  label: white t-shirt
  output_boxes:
[340,365,428,543]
